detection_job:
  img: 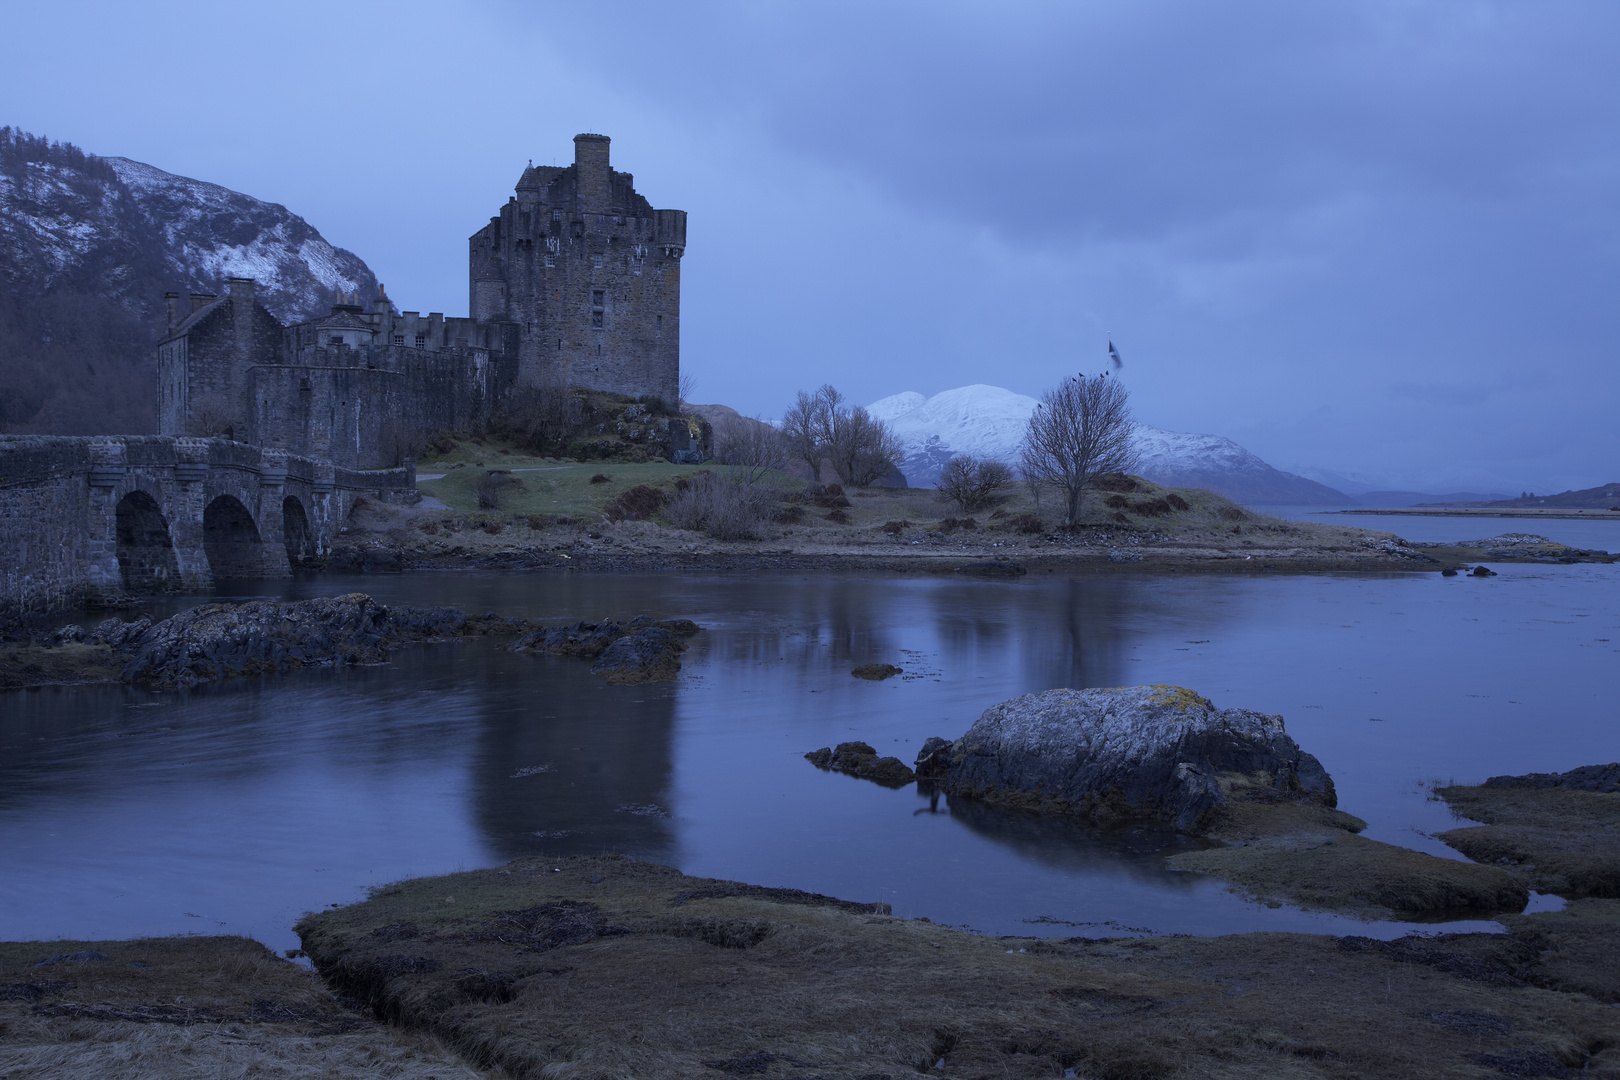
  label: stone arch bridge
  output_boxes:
[1,436,416,616]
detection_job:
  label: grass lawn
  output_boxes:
[417,459,708,517]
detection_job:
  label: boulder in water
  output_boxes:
[915,684,1335,832]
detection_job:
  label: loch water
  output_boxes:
[2,562,1616,954]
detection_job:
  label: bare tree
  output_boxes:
[678,372,697,412]
[937,455,1013,513]
[780,384,842,481]
[188,392,235,438]
[826,405,903,487]
[495,368,576,454]
[715,416,788,487]
[1019,373,1137,526]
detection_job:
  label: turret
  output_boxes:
[574,133,610,211]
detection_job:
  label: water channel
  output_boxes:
[2,559,1616,955]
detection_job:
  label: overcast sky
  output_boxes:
[4,1,1615,492]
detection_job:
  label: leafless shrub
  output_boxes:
[937,455,1013,513]
[1020,373,1137,526]
[1093,472,1140,493]
[1166,493,1190,512]
[664,470,778,540]
[188,392,235,438]
[940,516,977,532]
[589,473,612,484]
[810,483,850,509]
[605,484,669,521]
[473,469,520,510]
[1009,512,1044,534]
[825,508,850,525]
[880,520,912,536]
[1219,505,1249,521]
[715,417,788,487]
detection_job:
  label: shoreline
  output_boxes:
[1328,506,1620,520]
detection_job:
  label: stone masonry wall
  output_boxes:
[0,435,415,617]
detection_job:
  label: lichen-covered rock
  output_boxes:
[805,741,916,788]
[916,684,1334,832]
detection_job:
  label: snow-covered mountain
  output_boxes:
[0,126,379,433]
[868,385,1348,506]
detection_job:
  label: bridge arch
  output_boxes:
[115,490,180,593]
[203,494,264,579]
[282,495,317,567]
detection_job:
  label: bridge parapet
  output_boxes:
[0,435,416,617]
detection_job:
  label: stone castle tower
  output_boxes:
[469,134,686,407]
[155,134,689,470]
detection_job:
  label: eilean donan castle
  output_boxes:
[156,134,686,470]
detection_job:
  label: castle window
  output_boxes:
[415,335,426,348]
[393,335,404,346]
[593,255,603,270]
[328,335,343,346]
[592,290,605,306]
[592,310,604,329]
[657,314,662,337]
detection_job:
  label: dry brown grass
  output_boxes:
[0,936,491,1079]
[1168,802,1529,918]
[296,854,1620,1079]
[1438,785,1620,897]
[0,641,120,691]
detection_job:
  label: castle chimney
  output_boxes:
[573,133,610,211]
[189,292,216,313]
[164,291,180,333]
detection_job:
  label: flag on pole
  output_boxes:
[1107,339,1123,369]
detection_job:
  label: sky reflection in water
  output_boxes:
[1,565,1615,954]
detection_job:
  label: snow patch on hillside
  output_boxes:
[869,385,1347,505]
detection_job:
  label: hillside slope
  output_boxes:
[0,126,378,434]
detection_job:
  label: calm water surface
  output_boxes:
[3,565,1616,953]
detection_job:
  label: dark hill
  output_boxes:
[1422,483,1620,509]
[0,126,378,435]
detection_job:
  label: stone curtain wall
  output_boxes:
[250,345,507,470]
[0,435,415,616]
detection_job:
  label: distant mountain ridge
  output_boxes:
[0,126,378,434]
[1425,483,1620,509]
[867,384,1348,506]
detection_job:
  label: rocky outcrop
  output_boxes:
[4,598,702,691]
[915,685,1334,832]
[118,594,532,689]
[513,616,700,683]
[805,742,916,787]
[1482,763,1620,793]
